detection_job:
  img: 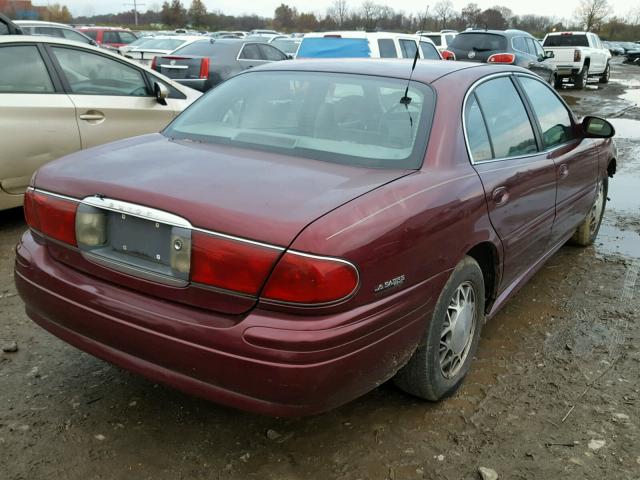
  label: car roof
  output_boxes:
[252,58,494,84]
[14,20,72,28]
[460,29,531,37]
[545,31,591,36]
[77,26,132,31]
[305,31,431,40]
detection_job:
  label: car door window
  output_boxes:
[378,38,397,58]
[239,44,261,60]
[102,31,120,44]
[464,93,493,161]
[519,76,575,149]
[51,47,148,96]
[258,44,287,61]
[399,39,418,58]
[0,45,54,93]
[118,31,137,44]
[420,42,440,59]
[474,77,537,159]
[532,40,545,58]
[526,38,540,57]
[35,26,65,38]
[61,28,92,44]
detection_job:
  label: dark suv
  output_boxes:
[447,29,557,85]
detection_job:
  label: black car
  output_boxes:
[448,29,557,85]
[152,39,288,92]
[0,13,22,35]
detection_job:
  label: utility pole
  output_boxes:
[123,0,145,26]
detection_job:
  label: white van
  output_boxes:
[297,31,442,60]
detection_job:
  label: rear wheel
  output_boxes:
[554,75,564,89]
[394,256,485,401]
[599,62,610,83]
[575,64,589,89]
[571,176,607,246]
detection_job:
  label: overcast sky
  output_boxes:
[55,0,635,22]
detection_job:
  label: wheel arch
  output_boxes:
[465,241,501,314]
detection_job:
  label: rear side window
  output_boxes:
[474,77,537,159]
[399,39,418,59]
[519,76,575,149]
[0,45,54,93]
[378,38,397,58]
[83,30,98,40]
[451,33,507,52]
[61,29,92,44]
[512,37,527,53]
[543,35,589,47]
[240,44,261,60]
[420,42,440,60]
[258,44,287,61]
[102,31,120,44]
[464,94,492,161]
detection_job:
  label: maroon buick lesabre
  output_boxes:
[15,60,616,416]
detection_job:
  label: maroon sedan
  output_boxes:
[15,59,616,416]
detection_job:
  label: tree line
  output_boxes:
[19,0,640,41]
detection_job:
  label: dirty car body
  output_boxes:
[15,59,616,416]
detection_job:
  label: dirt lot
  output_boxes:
[1,59,639,480]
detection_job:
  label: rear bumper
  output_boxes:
[15,231,448,416]
[555,65,581,77]
[174,78,210,92]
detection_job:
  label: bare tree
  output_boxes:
[327,0,349,27]
[460,2,481,28]
[575,0,611,31]
[434,0,455,30]
[360,1,384,30]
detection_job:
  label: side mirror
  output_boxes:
[582,116,615,138]
[154,81,169,106]
[544,50,554,59]
[90,40,98,47]
[286,54,293,60]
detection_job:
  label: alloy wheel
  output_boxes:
[439,281,477,379]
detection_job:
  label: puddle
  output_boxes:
[609,118,640,139]
[596,222,640,258]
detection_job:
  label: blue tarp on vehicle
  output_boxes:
[296,38,371,58]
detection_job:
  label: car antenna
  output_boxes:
[400,11,427,106]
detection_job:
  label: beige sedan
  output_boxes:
[0,35,201,210]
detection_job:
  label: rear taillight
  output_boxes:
[441,49,456,60]
[190,231,280,295]
[262,252,359,305]
[25,190,77,246]
[199,57,210,79]
[574,49,581,62]
[150,55,157,70]
[487,53,515,64]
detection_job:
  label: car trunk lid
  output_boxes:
[154,55,207,80]
[33,134,413,314]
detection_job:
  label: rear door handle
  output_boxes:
[559,163,569,179]
[492,186,510,206]
[79,112,105,122]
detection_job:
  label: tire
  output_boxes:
[575,64,589,89]
[393,256,485,401]
[599,62,610,83]
[549,73,556,87]
[571,176,607,246]
[554,75,564,89]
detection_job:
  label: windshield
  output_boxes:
[164,71,435,169]
[543,35,589,47]
[450,33,506,52]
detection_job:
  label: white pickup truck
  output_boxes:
[542,31,611,89]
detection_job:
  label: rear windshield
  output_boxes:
[423,35,442,46]
[450,33,506,52]
[297,37,371,58]
[172,40,225,56]
[136,38,186,51]
[164,71,435,169]
[543,34,589,47]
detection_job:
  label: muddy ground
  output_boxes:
[1,59,639,480]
